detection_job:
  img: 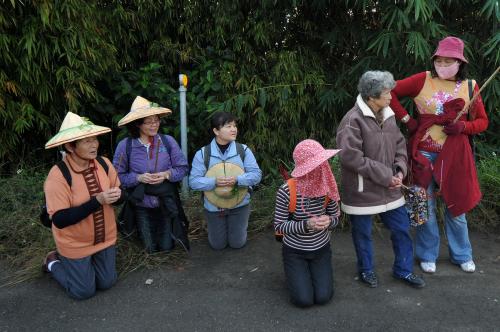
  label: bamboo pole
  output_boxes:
[453,65,500,123]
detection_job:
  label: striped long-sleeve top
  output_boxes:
[273,183,340,251]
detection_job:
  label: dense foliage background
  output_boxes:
[1,0,499,175]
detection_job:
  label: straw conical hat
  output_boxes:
[117,96,172,127]
[45,112,111,149]
[204,162,248,209]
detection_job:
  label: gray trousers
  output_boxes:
[204,204,251,250]
[51,245,117,300]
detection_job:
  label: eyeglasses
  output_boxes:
[142,118,160,126]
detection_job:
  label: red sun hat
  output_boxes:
[291,139,340,178]
[432,36,468,63]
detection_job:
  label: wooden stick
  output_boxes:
[453,65,500,123]
[113,153,124,188]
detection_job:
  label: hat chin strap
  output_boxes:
[68,150,92,168]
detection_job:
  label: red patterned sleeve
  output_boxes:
[390,72,427,121]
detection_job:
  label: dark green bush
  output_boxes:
[1,1,498,174]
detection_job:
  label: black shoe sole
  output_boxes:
[393,276,425,289]
[359,276,378,288]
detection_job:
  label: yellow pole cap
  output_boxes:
[179,74,188,87]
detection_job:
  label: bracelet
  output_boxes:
[401,114,410,123]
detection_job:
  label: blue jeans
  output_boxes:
[135,207,173,253]
[282,244,333,307]
[51,246,117,300]
[204,204,250,250]
[350,205,414,277]
[415,151,473,264]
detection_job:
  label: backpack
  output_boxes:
[466,79,476,159]
[202,142,246,169]
[40,156,109,228]
[274,178,330,242]
[124,134,171,171]
[200,142,247,201]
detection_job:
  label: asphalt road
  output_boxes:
[1,228,499,331]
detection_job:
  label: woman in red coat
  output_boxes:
[390,36,488,274]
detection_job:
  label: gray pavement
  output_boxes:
[1,228,500,331]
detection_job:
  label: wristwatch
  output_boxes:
[401,114,410,123]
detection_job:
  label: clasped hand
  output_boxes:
[137,171,171,185]
[307,215,331,231]
[96,187,121,205]
[216,176,236,187]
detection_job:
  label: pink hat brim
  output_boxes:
[432,50,468,63]
[291,149,341,178]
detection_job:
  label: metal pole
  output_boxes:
[179,74,188,196]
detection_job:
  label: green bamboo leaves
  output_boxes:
[0,0,498,172]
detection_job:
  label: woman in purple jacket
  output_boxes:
[113,96,189,253]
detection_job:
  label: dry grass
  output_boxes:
[0,173,276,287]
[1,157,497,286]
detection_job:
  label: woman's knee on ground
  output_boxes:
[291,292,315,308]
[314,288,333,305]
[228,235,247,249]
[208,237,228,250]
[96,274,117,291]
[67,285,96,300]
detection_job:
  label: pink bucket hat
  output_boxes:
[291,139,340,178]
[432,36,468,63]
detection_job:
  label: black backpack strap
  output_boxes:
[95,156,109,174]
[203,143,211,170]
[55,156,109,187]
[55,161,72,187]
[236,142,246,164]
[467,79,474,121]
[159,134,172,155]
[125,137,132,172]
[466,79,477,161]
[203,142,245,170]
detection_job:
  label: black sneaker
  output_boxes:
[359,271,378,288]
[394,273,426,288]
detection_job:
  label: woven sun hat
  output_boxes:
[291,139,341,178]
[117,96,172,127]
[432,36,468,63]
[204,162,248,209]
[45,112,111,149]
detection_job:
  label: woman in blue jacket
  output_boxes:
[189,112,262,250]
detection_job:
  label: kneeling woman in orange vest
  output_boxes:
[43,112,122,300]
[273,139,341,307]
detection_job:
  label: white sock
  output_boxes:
[47,260,60,272]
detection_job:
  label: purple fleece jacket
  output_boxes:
[113,134,188,208]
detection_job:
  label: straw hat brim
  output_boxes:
[204,162,248,209]
[117,107,172,127]
[45,125,111,149]
[291,149,341,178]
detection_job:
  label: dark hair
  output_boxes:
[125,117,163,138]
[430,60,468,81]
[210,112,238,134]
[61,141,76,153]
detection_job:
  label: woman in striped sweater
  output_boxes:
[274,139,341,307]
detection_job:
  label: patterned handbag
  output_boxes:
[403,185,428,227]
